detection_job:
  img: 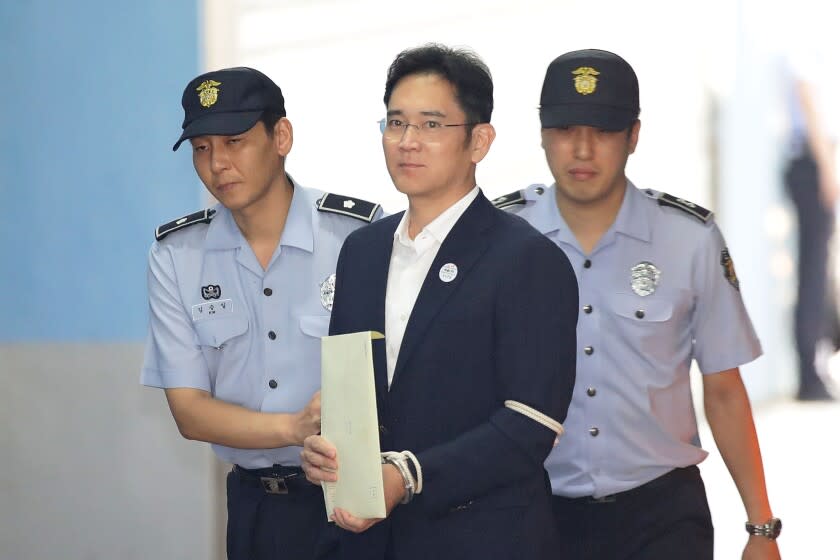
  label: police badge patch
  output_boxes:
[196,79,222,107]
[630,262,661,296]
[201,284,221,300]
[720,248,740,291]
[320,273,336,311]
[572,66,600,95]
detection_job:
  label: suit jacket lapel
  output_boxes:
[391,194,496,388]
[368,215,400,401]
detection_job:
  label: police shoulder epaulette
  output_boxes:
[316,193,380,223]
[492,190,525,209]
[155,208,216,241]
[654,192,713,223]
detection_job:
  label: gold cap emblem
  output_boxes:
[572,66,600,95]
[196,80,222,108]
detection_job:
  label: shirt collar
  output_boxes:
[203,175,315,253]
[394,186,480,251]
[531,180,652,245]
[204,204,241,250]
[610,179,652,243]
[527,184,566,236]
[279,176,315,253]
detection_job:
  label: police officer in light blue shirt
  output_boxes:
[140,66,382,560]
[495,50,781,559]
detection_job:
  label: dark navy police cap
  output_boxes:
[539,49,639,131]
[173,67,286,151]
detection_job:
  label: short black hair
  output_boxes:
[383,43,493,136]
[259,110,284,135]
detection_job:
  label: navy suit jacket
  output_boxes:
[328,192,578,560]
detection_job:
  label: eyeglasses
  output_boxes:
[378,118,475,139]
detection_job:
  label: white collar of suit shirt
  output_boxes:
[393,185,481,256]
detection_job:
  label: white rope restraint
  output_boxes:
[504,400,565,438]
[401,450,423,495]
[381,451,417,504]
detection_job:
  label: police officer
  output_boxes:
[495,50,781,559]
[140,67,382,560]
[781,37,840,401]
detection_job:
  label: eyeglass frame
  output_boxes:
[378,118,478,138]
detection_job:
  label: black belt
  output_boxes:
[560,466,699,505]
[233,464,316,495]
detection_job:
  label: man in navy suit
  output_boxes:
[301,44,578,560]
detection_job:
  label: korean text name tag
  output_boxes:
[191,298,233,321]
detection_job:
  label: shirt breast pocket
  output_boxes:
[609,293,674,323]
[606,292,683,364]
[299,315,330,338]
[194,315,250,349]
[192,316,249,391]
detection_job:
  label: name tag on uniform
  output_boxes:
[192,298,233,321]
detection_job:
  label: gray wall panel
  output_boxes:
[1,344,223,559]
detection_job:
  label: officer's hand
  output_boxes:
[301,434,337,485]
[331,464,405,533]
[292,391,321,446]
[742,536,781,560]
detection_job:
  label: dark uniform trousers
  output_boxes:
[226,465,337,560]
[785,151,839,396]
[550,466,713,560]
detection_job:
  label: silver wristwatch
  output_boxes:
[745,517,782,539]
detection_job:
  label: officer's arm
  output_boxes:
[164,387,320,449]
[702,369,776,531]
[145,243,321,449]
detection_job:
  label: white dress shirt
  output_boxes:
[384,186,480,387]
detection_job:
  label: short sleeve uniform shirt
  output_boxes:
[141,180,380,468]
[502,181,761,498]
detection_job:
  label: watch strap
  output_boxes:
[745,517,782,539]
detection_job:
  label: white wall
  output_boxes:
[230,0,721,211]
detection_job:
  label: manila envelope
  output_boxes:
[320,331,385,520]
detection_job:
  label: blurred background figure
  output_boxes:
[779,3,840,401]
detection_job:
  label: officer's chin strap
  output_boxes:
[504,400,565,447]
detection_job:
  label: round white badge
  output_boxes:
[439,263,458,283]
